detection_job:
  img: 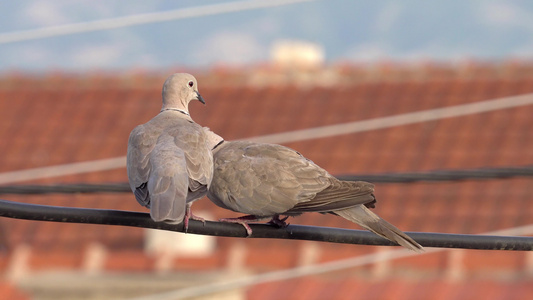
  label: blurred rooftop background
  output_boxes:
[1,1,533,299]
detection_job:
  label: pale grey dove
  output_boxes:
[127,73,213,229]
[205,131,423,252]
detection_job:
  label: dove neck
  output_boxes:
[160,108,190,116]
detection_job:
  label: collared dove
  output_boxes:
[205,131,423,252]
[127,73,213,229]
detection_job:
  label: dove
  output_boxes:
[205,131,423,252]
[127,73,213,229]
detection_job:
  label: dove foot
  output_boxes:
[184,204,205,232]
[219,215,267,237]
[267,215,289,228]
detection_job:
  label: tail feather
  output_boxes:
[148,171,188,223]
[147,134,190,223]
[334,205,424,253]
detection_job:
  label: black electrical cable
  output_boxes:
[0,183,131,194]
[0,198,531,251]
[336,165,533,183]
[1,165,531,195]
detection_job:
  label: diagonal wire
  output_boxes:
[0,92,531,185]
[0,0,314,44]
[0,197,531,298]
[129,224,533,300]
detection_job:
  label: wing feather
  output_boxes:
[288,180,375,213]
[127,124,158,207]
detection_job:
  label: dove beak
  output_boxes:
[196,91,206,104]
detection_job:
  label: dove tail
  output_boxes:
[148,174,188,224]
[147,138,189,224]
[334,205,424,252]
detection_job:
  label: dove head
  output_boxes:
[205,129,225,152]
[161,73,205,113]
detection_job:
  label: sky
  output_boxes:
[1,0,533,72]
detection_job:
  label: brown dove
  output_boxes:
[127,73,213,229]
[205,131,423,252]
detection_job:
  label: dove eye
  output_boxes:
[188,81,194,87]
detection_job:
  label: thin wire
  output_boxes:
[0,165,532,195]
[0,92,531,185]
[244,93,533,144]
[0,0,314,44]
[0,157,126,186]
[336,165,533,183]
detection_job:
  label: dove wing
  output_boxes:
[288,179,375,213]
[208,142,331,216]
[167,125,214,202]
[127,124,158,207]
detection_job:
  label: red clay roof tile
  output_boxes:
[1,64,533,299]
[0,281,30,300]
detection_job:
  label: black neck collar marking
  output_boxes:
[212,140,225,150]
[160,108,189,116]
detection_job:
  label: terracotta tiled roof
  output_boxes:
[0,281,30,300]
[247,277,533,300]
[0,63,532,299]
